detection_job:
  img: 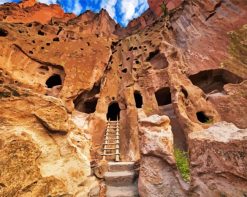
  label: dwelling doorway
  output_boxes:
[107,102,120,121]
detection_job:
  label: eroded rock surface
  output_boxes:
[0,85,97,196]
[0,0,246,196]
[138,115,187,197]
[189,122,247,197]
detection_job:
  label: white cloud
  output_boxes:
[72,0,82,15]
[100,0,117,19]
[120,0,148,26]
[0,0,149,26]
[38,0,58,4]
[0,0,12,4]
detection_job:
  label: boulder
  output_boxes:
[138,115,186,197]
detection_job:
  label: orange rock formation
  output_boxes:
[0,0,246,196]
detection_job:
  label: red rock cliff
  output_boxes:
[0,0,246,196]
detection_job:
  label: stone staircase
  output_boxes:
[105,162,139,197]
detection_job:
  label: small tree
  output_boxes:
[160,1,168,17]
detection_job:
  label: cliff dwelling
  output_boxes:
[107,102,120,121]
[0,0,247,197]
[134,91,143,108]
[189,69,243,94]
[155,87,172,106]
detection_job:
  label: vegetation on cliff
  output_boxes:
[174,148,190,182]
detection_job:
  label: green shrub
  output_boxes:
[160,1,168,17]
[174,148,190,182]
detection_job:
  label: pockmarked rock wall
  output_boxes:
[0,0,246,196]
[0,85,97,196]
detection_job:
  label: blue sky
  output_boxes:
[0,0,149,26]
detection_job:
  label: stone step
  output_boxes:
[105,171,136,186]
[108,162,135,172]
[106,185,138,197]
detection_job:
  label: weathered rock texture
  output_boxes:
[0,0,75,23]
[0,0,246,196]
[189,122,247,197]
[138,114,187,197]
[0,85,97,196]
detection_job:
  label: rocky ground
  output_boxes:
[0,0,246,196]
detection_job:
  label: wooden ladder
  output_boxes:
[101,120,120,161]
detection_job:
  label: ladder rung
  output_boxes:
[103,121,120,161]
[103,143,118,145]
[101,153,120,156]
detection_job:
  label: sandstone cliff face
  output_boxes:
[0,0,74,24]
[0,85,97,196]
[0,0,246,196]
[138,115,186,197]
[189,122,247,196]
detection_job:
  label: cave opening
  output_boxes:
[73,83,101,114]
[149,52,169,69]
[155,87,172,106]
[53,37,60,42]
[196,111,212,123]
[0,28,8,37]
[82,98,98,114]
[146,49,160,61]
[181,87,188,98]
[38,30,45,36]
[107,102,120,121]
[189,69,243,94]
[134,91,143,108]
[46,74,62,88]
[122,68,127,73]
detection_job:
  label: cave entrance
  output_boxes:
[155,87,172,106]
[107,102,120,121]
[0,28,8,37]
[46,74,62,88]
[189,69,243,94]
[81,98,98,114]
[73,83,100,114]
[196,111,212,123]
[134,91,143,108]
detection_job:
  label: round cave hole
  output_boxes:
[196,111,212,123]
[46,74,62,88]
[107,102,120,121]
[0,28,8,37]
